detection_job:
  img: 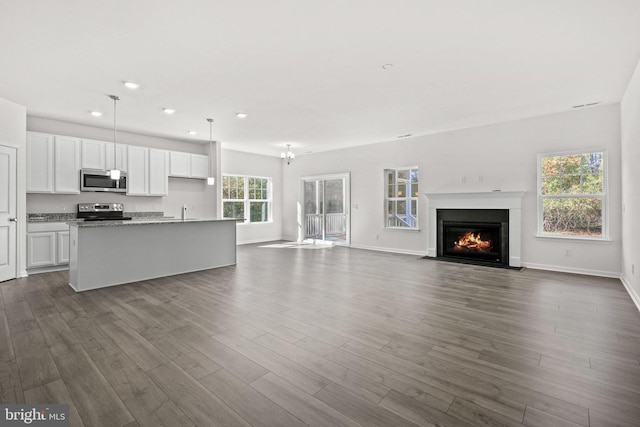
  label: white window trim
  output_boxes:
[384,166,419,230]
[222,174,273,224]
[536,149,608,240]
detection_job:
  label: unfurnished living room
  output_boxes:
[1,1,640,426]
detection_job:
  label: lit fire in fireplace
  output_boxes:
[454,232,492,252]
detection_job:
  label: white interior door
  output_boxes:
[0,145,18,282]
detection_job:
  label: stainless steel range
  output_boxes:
[77,203,132,221]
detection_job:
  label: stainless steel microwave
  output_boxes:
[80,169,128,193]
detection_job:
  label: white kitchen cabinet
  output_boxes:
[169,151,209,179]
[54,136,81,193]
[27,132,80,194]
[57,231,70,264]
[81,139,107,170]
[127,147,168,196]
[26,132,54,192]
[169,151,190,177]
[127,145,149,195]
[190,154,209,179]
[27,232,56,268]
[105,143,128,172]
[27,223,71,269]
[149,149,169,196]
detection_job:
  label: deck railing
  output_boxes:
[305,213,346,238]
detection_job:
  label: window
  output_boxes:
[538,150,606,238]
[222,175,272,223]
[385,167,419,229]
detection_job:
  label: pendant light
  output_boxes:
[207,118,215,185]
[281,144,295,165]
[109,95,121,180]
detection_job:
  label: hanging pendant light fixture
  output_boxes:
[108,95,121,180]
[281,144,295,165]
[207,118,215,185]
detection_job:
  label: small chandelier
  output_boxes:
[108,95,121,180]
[281,144,295,165]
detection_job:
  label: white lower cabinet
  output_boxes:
[27,223,70,269]
[57,231,70,264]
[27,232,56,267]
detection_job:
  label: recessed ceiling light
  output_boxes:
[382,63,394,70]
[163,108,176,114]
[90,111,103,117]
[123,81,140,89]
[188,130,197,135]
[236,112,247,119]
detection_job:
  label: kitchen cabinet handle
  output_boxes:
[9,218,18,222]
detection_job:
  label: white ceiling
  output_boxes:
[2,0,640,157]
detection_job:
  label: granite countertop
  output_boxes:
[70,218,234,228]
[27,212,165,223]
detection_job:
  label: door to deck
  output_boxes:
[301,173,350,245]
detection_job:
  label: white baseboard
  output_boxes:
[621,275,640,313]
[26,265,68,275]
[521,262,620,279]
[350,244,427,257]
[237,237,285,246]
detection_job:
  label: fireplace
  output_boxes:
[425,191,524,267]
[437,209,509,266]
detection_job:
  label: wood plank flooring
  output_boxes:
[2,243,640,426]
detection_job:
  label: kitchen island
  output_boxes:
[68,218,237,292]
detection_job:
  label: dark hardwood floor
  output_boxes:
[2,243,640,426]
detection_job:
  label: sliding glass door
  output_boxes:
[301,173,350,245]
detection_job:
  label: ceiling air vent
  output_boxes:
[572,101,600,109]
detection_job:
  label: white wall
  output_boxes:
[0,97,27,276]
[26,117,217,219]
[621,58,640,309]
[282,104,622,277]
[222,149,283,244]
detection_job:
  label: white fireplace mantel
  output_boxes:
[424,191,525,267]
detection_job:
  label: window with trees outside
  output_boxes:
[385,168,419,229]
[222,175,271,223]
[538,150,606,238]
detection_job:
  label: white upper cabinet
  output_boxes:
[53,136,81,194]
[169,151,190,177]
[26,132,54,192]
[169,151,209,179]
[126,145,149,196]
[27,131,198,197]
[190,154,209,179]
[149,149,169,196]
[81,139,107,170]
[26,132,80,194]
[105,143,128,172]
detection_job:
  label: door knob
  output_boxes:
[8,218,18,222]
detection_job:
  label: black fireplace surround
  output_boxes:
[437,209,509,266]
